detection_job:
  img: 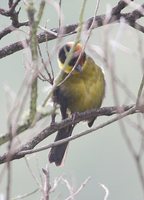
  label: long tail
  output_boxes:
[49,125,74,166]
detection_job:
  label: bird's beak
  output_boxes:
[75,64,82,72]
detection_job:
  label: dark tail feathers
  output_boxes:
[49,125,74,166]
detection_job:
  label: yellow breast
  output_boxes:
[59,56,105,113]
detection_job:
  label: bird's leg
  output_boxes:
[50,102,57,125]
[51,112,56,125]
[71,112,79,125]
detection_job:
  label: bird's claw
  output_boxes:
[72,112,79,124]
[51,113,56,126]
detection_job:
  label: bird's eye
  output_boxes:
[58,45,71,64]
[59,44,86,68]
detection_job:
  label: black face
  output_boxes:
[58,44,86,67]
[58,44,70,64]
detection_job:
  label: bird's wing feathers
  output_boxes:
[53,86,68,119]
[49,86,74,165]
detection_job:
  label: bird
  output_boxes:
[49,41,105,166]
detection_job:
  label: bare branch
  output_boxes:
[42,166,51,200]
[0,104,141,164]
[0,0,29,39]
[0,2,144,58]
[12,188,39,200]
[0,0,22,16]
[0,22,29,40]
[65,177,91,200]
[111,0,134,15]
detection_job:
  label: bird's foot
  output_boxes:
[71,112,79,124]
[51,112,56,126]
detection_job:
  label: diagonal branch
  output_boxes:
[0,2,144,59]
[0,0,28,40]
[0,21,29,40]
[111,0,134,15]
[0,0,22,16]
[0,104,143,164]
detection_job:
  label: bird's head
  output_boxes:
[58,42,86,74]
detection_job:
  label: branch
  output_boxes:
[111,0,134,15]
[0,0,21,16]
[26,0,45,124]
[0,104,143,164]
[0,0,29,39]
[0,22,29,40]
[0,1,144,59]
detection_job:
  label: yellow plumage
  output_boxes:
[59,56,105,113]
[49,42,105,166]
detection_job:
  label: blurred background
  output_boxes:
[0,0,144,199]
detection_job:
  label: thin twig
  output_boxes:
[65,177,91,200]
[42,166,51,200]
[12,188,39,200]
